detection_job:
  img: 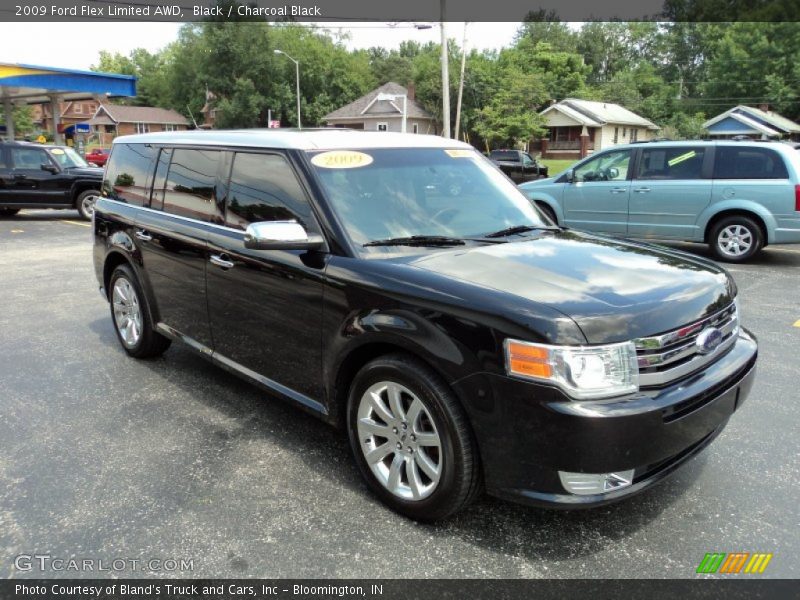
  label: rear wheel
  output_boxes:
[347,354,481,521]
[709,215,763,263]
[109,264,171,358]
[0,208,19,217]
[76,189,100,220]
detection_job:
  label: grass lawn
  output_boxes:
[540,159,578,177]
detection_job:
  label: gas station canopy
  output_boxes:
[0,62,136,142]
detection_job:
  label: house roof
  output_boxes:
[323,82,434,122]
[703,105,800,135]
[90,104,189,125]
[541,98,660,130]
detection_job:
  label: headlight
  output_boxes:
[504,339,639,400]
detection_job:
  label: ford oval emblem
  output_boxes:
[696,327,723,354]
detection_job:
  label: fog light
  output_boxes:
[559,470,634,495]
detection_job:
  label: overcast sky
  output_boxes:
[1,22,522,71]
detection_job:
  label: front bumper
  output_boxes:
[452,328,757,508]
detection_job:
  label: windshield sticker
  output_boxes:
[311,151,373,169]
[445,149,474,158]
[667,150,696,166]
[50,148,65,155]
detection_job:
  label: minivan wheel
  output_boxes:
[709,216,763,263]
[347,354,481,521]
[76,189,100,220]
[0,208,19,217]
[108,265,171,358]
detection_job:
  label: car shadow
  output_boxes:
[647,240,800,268]
[1,209,82,221]
[85,317,702,562]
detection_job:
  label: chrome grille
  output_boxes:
[634,302,739,388]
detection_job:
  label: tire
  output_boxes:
[709,215,763,263]
[108,264,171,359]
[537,202,557,225]
[0,208,20,217]
[76,189,101,221]
[347,353,481,521]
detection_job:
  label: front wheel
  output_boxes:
[347,354,481,521]
[709,216,763,263]
[76,189,100,220]
[108,264,171,358]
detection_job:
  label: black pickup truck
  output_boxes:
[489,149,548,183]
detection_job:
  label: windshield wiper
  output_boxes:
[363,235,466,247]
[483,224,557,239]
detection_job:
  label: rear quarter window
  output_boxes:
[714,147,788,179]
[103,144,158,206]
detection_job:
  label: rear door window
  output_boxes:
[103,143,158,206]
[714,147,788,179]
[637,147,707,180]
[162,149,224,224]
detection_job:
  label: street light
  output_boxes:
[274,49,301,129]
[375,93,407,133]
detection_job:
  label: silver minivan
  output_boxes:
[520,140,800,262]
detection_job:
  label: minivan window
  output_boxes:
[637,147,706,180]
[714,147,788,179]
[162,149,224,224]
[103,143,158,206]
[150,148,172,210]
[573,149,631,182]
[225,152,316,232]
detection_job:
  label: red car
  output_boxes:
[85,148,110,167]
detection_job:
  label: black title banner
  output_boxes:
[1,0,799,22]
[3,579,796,600]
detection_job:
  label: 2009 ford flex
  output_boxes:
[520,140,800,262]
[93,130,757,521]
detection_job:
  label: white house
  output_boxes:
[536,99,660,158]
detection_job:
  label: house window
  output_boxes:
[104,125,115,133]
[622,128,627,138]
[613,127,619,143]
[376,122,388,132]
[74,104,83,114]
[412,123,419,134]
[135,122,150,134]
[165,124,176,132]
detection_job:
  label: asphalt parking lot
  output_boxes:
[1,209,798,579]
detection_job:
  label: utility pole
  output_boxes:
[440,0,450,138]
[454,22,468,141]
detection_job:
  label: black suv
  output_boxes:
[0,141,103,220]
[93,131,757,521]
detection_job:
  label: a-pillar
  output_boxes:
[579,126,589,158]
[3,97,14,141]
[50,95,63,145]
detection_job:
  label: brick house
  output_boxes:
[323,82,438,134]
[88,104,190,146]
[31,99,101,134]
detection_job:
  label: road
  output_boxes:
[1,210,797,579]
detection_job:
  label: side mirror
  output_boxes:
[244,220,325,251]
[564,169,575,183]
[41,163,59,174]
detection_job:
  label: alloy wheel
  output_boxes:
[112,277,143,348]
[718,224,753,258]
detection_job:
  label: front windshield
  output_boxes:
[309,148,547,249]
[49,147,90,168]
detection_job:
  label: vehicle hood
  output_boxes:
[66,166,104,177]
[407,230,735,343]
[519,177,557,189]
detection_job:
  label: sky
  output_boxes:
[0,22,522,71]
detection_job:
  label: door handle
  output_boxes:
[209,254,235,269]
[634,187,651,193]
[134,230,152,242]
[609,188,627,194]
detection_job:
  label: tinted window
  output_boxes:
[11,147,50,170]
[149,148,172,211]
[573,149,631,182]
[103,143,158,206]
[490,150,517,161]
[225,152,315,231]
[163,149,224,223]
[714,147,788,179]
[0,149,7,169]
[637,147,706,180]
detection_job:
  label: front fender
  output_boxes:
[697,200,778,244]
[521,187,565,224]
